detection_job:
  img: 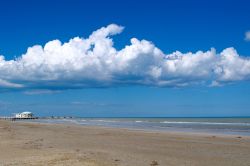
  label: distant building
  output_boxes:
[15,112,33,118]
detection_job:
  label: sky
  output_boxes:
[0,0,250,117]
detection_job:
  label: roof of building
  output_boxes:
[20,112,33,114]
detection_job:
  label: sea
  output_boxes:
[28,117,250,136]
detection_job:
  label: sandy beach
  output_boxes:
[0,120,250,166]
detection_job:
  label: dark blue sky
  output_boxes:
[0,0,249,117]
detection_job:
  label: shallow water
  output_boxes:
[30,117,250,136]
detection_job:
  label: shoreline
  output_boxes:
[1,120,250,165]
[17,118,250,137]
[15,120,248,138]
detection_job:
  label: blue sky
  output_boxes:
[0,0,249,117]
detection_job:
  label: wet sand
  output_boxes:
[0,120,250,166]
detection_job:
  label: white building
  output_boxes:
[15,112,33,118]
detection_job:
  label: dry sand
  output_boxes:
[0,120,250,166]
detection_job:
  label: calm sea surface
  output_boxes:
[30,117,250,136]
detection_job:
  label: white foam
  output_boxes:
[160,121,250,126]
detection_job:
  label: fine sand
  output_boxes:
[0,120,250,166]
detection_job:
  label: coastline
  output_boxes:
[1,120,250,166]
[22,117,250,136]
[15,119,250,137]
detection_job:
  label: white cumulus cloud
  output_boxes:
[0,24,250,91]
[245,31,250,41]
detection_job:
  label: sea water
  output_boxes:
[30,117,250,136]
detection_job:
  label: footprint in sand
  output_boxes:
[150,160,159,166]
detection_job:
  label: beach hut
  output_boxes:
[15,112,33,118]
